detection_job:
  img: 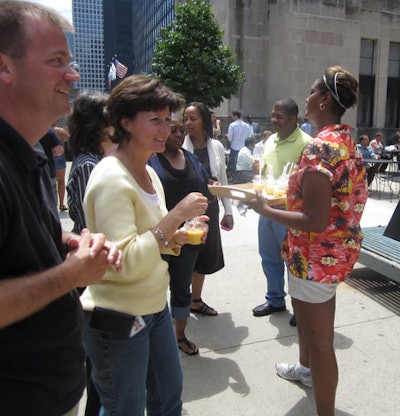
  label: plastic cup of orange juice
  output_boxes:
[184,218,208,245]
[253,182,264,192]
[273,180,286,198]
[252,175,264,192]
[273,188,286,198]
[265,180,274,195]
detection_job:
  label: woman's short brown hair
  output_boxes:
[106,75,184,143]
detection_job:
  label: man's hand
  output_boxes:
[0,229,121,328]
[66,229,122,276]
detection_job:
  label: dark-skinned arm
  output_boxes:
[247,171,331,233]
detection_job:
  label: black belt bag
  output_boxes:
[89,307,135,338]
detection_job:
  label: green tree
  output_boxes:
[151,0,245,108]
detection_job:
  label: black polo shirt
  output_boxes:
[0,118,85,415]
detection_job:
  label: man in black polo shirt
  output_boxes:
[0,2,122,415]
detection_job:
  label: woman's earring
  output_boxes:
[319,103,326,111]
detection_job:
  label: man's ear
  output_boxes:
[0,53,14,84]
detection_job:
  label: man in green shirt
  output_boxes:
[253,98,312,324]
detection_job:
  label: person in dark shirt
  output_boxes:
[0,2,121,415]
[149,113,211,355]
[357,134,380,186]
[387,130,400,170]
[67,90,114,235]
[387,129,400,147]
[66,90,114,416]
[39,128,64,200]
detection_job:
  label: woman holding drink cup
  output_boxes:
[149,113,211,355]
[248,66,368,415]
[81,76,208,414]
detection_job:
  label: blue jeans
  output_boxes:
[83,304,182,416]
[258,215,287,307]
[163,246,199,320]
[228,148,239,173]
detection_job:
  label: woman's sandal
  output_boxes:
[59,205,68,211]
[177,337,199,356]
[190,298,218,316]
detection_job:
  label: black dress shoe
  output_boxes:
[252,302,286,317]
[289,315,297,326]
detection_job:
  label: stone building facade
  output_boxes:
[210,0,400,141]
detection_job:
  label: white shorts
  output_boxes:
[288,271,338,303]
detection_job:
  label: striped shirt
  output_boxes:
[67,152,102,233]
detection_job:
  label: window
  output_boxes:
[385,42,400,127]
[357,39,375,127]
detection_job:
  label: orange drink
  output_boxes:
[186,229,205,245]
[265,183,274,195]
[273,187,286,198]
[184,217,208,245]
[253,182,264,192]
[252,175,264,192]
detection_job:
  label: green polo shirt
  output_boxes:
[263,125,312,178]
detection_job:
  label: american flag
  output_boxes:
[115,58,128,79]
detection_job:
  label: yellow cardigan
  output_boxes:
[81,156,178,316]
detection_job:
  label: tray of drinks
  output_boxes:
[208,183,286,206]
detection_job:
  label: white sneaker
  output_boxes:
[275,362,313,388]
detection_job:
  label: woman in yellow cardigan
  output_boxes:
[81,75,208,416]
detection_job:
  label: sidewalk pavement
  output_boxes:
[60,188,400,416]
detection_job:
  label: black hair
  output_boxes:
[184,102,213,139]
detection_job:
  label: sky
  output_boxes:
[26,0,73,24]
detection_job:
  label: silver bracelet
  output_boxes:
[152,227,169,248]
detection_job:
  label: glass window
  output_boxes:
[358,39,376,127]
[385,42,400,127]
[388,42,400,78]
[360,39,374,75]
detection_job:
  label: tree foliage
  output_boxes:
[151,0,245,108]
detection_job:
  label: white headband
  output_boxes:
[323,73,346,109]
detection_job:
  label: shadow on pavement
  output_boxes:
[347,267,400,315]
[181,354,250,403]
[186,312,249,353]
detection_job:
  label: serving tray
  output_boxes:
[208,184,286,206]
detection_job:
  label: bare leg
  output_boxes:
[175,317,198,355]
[191,271,205,302]
[190,271,217,315]
[56,168,66,209]
[293,296,337,416]
[174,317,188,340]
[292,298,310,368]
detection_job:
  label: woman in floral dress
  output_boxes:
[248,66,368,416]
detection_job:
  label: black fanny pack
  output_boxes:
[89,307,135,338]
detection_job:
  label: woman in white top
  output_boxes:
[183,102,234,316]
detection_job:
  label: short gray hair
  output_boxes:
[0,1,72,58]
